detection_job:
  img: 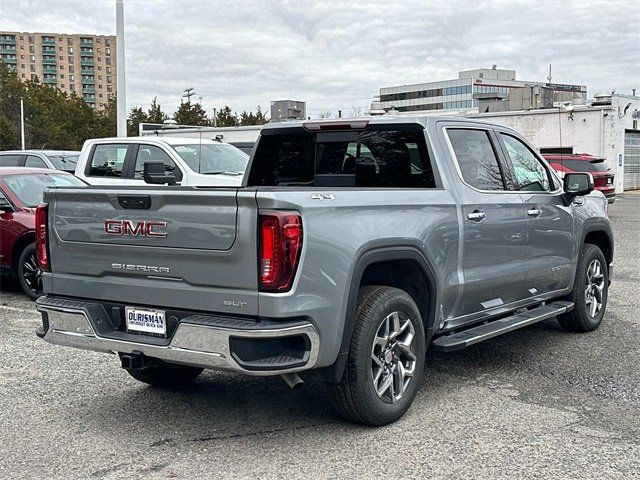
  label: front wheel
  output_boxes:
[329,286,426,426]
[558,244,609,332]
[18,244,43,301]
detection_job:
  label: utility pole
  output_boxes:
[20,97,25,149]
[182,88,195,104]
[116,0,127,137]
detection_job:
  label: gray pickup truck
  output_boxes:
[35,116,613,425]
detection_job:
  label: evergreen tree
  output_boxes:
[127,106,148,137]
[173,100,208,125]
[213,105,238,127]
[147,97,167,123]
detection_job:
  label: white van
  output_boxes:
[74,137,249,186]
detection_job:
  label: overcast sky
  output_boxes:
[1,0,638,118]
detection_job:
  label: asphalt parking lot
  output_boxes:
[0,194,638,479]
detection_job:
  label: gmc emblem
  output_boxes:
[104,219,167,238]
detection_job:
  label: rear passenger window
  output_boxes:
[0,155,21,167]
[133,145,182,181]
[248,127,435,188]
[25,155,48,168]
[88,144,128,177]
[448,129,505,191]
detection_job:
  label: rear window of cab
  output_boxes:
[248,125,436,188]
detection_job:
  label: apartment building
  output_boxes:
[0,31,116,110]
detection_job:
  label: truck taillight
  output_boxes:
[259,211,302,292]
[35,204,50,272]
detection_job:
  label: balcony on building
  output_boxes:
[42,56,56,64]
[0,46,17,54]
[41,37,55,46]
[79,38,93,47]
[80,58,94,66]
[0,35,16,44]
[1,56,17,64]
[43,77,57,84]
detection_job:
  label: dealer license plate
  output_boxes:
[125,307,166,336]
[607,177,613,185]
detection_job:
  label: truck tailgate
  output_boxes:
[44,187,259,315]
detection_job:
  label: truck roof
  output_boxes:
[260,115,516,132]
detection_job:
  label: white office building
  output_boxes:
[371,67,586,114]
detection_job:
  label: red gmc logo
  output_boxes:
[104,220,167,238]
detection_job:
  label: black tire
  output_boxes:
[329,286,426,426]
[125,363,204,388]
[558,244,608,332]
[17,243,43,301]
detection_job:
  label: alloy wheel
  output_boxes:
[584,258,604,318]
[371,311,417,403]
[22,250,43,296]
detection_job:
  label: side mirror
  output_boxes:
[563,172,594,198]
[143,161,176,185]
[0,197,14,212]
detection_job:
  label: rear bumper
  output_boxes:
[36,296,320,376]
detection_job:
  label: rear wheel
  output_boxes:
[558,244,608,332]
[125,363,204,388]
[329,286,426,426]
[17,244,43,301]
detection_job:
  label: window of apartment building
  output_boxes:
[97,47,101,52]
[60,74,65,78]
[97,57,101,61]
[68,56,73,64]
[107,85,112,92]
[106,57,111,65]
[98,66,102,71]
[58,36,62,41]
[29,35,34,43]
[21,64,25,69]
[21,73,25,78]
[98,75,102,79]
[59,46,63,51]
[106,67,111,74]
[70,84,75,92]
[19,35,23,40]
[105,39,110,46]
[20,54,24,59]
[106,47,111,55]
[30,65,35,72]
[99,94,103,98]
[69,66,74,73]
[60,84,65,89]
[29,55,35,62]
[67,38,72,45]
[59,55,63,60]
[69,74,74,81]
[59,65,64,70]
[98,84,102,89]
[29,45,34,53]
[106,76,112,83]
[20,45,24,50]
[68,47,73,53]
[31,74,36,80]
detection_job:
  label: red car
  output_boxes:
[0,168,86,299]
[543,153,616,203]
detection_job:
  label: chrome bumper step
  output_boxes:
[432,301,574,352]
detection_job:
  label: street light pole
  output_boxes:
[20,97,25,150]
[116,0,127,137]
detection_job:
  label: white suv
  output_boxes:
[74,137,249,186]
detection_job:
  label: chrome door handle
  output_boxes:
[527,208,541,217]
[467,211,486,221]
